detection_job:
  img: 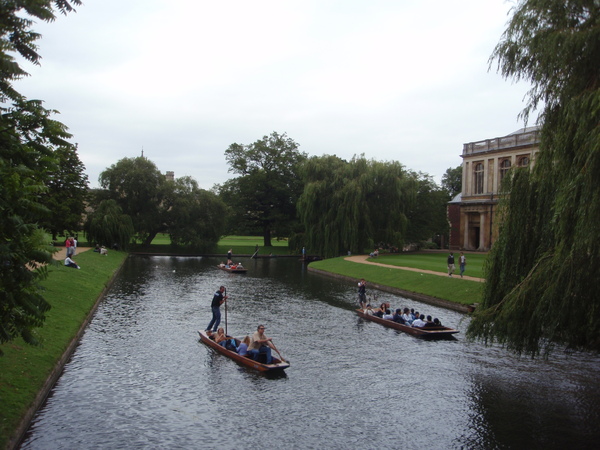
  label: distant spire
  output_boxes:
[141,147,144,158]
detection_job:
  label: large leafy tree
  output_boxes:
[83,199,134,250]
[163,176,227,251]
[99,157,166,245]
[0,0,82,352]
[40,144,89,240]
[467,0,600,356]
[297,155,411,258]
[221,132,307,246]
[441,165,462,199]
[405,172,449,245]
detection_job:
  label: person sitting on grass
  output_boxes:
[64,256,80,269]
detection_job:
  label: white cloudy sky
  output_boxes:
[17,0,533,189]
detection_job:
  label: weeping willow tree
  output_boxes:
[467,0,600,356]
[84,199,134,250]
[297,155,412,258]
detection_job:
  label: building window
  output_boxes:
[474,163,484,194]
[500,159,511,182]
[518,156,530,167]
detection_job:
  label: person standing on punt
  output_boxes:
[205,286,228,333]
[358,278,367,309]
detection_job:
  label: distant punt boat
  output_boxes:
[217,265,247,273]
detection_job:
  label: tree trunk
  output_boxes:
[263,226,272,247]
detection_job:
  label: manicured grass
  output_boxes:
[372,252,488,279]
[133,234,294,257]
[309,257,483,305]
[0,250,127,449]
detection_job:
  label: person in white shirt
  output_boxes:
[412,314,426,328]
[64,256,80,269]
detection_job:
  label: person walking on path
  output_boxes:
[447,252,455,277]
[459,252,466,278]
[205,286,228,333]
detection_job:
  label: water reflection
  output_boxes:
[20,256,600,449]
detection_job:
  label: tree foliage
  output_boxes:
[164,176,227,251]
[0,0,82,353]
[221,132,307,246]
[99,157,166,245]
[467,0,600,356]
[441,165,462,199]
[39,144,89,239]
[404,172,449,244]
[83,199,134,250]
[297,155,411,258]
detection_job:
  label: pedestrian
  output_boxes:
[447,252,455,277]
[205,286,228,333]
[459,252,466,278]
[65,236,74,258]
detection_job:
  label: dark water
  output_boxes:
[21,257,600,449]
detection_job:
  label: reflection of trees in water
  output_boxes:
[461,366,600,449]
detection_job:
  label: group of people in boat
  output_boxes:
[363,302,443,328]
[206,324,285,364]
[219,260,244,269]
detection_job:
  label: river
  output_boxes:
[20,256,600,449]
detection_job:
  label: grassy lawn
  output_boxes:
[132,234,294,257]
[0,250,127,449]
[310,257,483,305]
[372,252,488,279]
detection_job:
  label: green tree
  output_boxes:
[441,165,462,199]
[405,172,449,245]
[297,155,411,258]
[222,132,307,246]
[0,0,82,352]
[83,199,134,250]
[164,176,227,251]
[40,144,89,240]
[467,0,600,356]
[99,157,166,245]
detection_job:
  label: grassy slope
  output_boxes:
[0,250,127,449]
[371,252,487,279]
[309,257,483,305]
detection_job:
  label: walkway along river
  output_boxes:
[20,256,600,449]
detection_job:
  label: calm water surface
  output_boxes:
[21,257,600,449]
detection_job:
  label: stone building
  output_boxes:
[448,126,540,251]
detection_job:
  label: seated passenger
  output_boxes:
[423,315,436,328]
[433,318,442,327]
[237,336,251,356]
[365,305,374,315]
[236,262,244,269]
[248,325,273,364]
[412,314,427,328]
[392,308,406,324]
[214,328,228,345]
[401,307,412,324]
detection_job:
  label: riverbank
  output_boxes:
[0,250,128,450]
[308,256,483,310]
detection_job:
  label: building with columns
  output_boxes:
[448,126,540,251]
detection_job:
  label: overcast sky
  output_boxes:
[17,0,532,190]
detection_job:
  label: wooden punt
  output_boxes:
[217,265,248,273]
[198,331,290,372]
[355,309,459,339]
